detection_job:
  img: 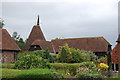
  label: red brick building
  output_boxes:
[0,28,21,63]
[111,34,120,72]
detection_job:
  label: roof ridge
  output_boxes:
[51,37,104,41]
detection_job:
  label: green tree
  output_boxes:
[0,18,4,28]
[12,32,25,51]
[57,44,97,63]
[57,44,72,63]
[16,38,25,51]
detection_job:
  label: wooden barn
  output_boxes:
[0,28,21,63]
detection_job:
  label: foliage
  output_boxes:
[66,64,80,76]
[54,37,65,39]
[1,63,15,69]
[16,38,25,51]
[0,18,4,28]
[50,62,98,76]
[97,57,106,63]
[12,32,25,51]
[50,63,67,70]
[57,44,97,63]
[89,51,98,61]
[14,53,50,69]
[2,68,120,80]
[76,72,102,80]
[28,49,55,63]
[49,55,56,63]
[77,62,98,74]
[98,63,109,71]
[1,68,21,79]
[2,68,64,80]
[50,63,81,76]
[17,69,56,79]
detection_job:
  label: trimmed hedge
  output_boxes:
[2,68,21,79]
[1,63,15,69]
[50,63,81,76]
[17,69,56,79]
[2,68,63,80]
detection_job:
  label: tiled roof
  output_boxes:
[51,37,110,52]
[116,34,120,43]
[24,25,46,51]
[0,28,21,51]
[31,40,54,52]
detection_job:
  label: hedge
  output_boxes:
[1,68,63,80]
[49,63,81,76]
[1,63,15,69]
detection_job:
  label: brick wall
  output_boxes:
[0,51,16,63]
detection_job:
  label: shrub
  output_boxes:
[57,44,97,63]
[66,64,80,76]
[50,62,98,76]
[49,55,56,63]
[97,57,106,63]
[77,62,98,73]
[14,53,50,69]
[76,72,102,80]
[26,49,55,63]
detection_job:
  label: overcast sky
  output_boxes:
[1,0,119,48]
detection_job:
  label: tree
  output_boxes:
[16,38,25,51]
[0,18,4,28]
[12,32,20,41]
[57,44,72,63]
[12,32,25,51]
[57,44,97,63]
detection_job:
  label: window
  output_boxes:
[34,46,37,49]
[112,63,119,71]
[56,52,58,54]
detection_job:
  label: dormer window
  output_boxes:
[34,46,37,49]
[29,45,42,51]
